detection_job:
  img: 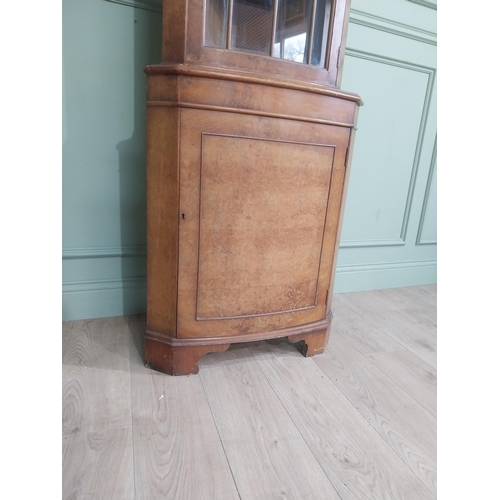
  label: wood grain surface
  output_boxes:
[248,339,435,500]
[331,295,405,354]
[63,286,437,500]
[395,306,437,334]
[315,333,437,495]
[129,316,239,500]
[62,317,134,499]
[177,109,350,338]
[365,350,437,418]
[146,34,359,373]
[199,344,342,500]
[337,291,437,368]
[197,134,334,319]
[375,286,437,311]
[146,106,179,337]
[176,108,350,339]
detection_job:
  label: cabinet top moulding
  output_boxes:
[156,0,356,89]
[143,63,362,104]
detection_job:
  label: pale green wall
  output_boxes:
[334,0,437,292]
[62,0,161,320]
[62,0,437,321]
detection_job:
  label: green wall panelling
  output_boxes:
[334,0,436,294]
[62,0,437,320]
[416,138,437,245]
[339,54,431,247]
[351,0,437,34]
[334,259,436,294]
[62,278,147,322]
[62,0,161,321]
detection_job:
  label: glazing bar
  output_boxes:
[226,0,234,49]
[270,0,279,57]
[307,0,318,64]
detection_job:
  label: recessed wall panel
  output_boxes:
[340,55,429,245]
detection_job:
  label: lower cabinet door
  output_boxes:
[177,108,350,338]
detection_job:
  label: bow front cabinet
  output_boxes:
[144,0,362,375]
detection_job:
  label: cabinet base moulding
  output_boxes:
[145,315,332,375]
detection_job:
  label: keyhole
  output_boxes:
[182,213,185,220]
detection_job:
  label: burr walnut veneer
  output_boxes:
[145,0,362,375]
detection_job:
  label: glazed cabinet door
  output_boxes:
[177,108,350,338]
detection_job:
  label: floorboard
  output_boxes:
[315,333,437,495]
[62,285,437,500]
[199,344,342,500]
[249,339,435,500]
[127,316,239,500]
[374,287,436,310]
[62,427,135,500]
[331,296,406,354]
[62,317,134,499]
[393,306,437,335]
[338,292,437,368]
[365,350,437,417]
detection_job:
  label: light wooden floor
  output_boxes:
[62,285,437,500]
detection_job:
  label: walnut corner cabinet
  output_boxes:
[144,0,362,375]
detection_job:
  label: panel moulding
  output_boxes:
[349,8,437,46]
[407,0,437,11]
[62,245,147,259]
[102,0,162,13]
[336,259,436,274]
[340,238,405,249]
[333,259,437,293]
[415,136,437,245]
[63,276,146,294]
[342,48,435,248]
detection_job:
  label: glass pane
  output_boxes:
[231,0,274,55]
[274,0,313,63]
[284,33,307,63]
[205,0,229,48]
[311,0,332,67]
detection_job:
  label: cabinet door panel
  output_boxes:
[198,133,333,320]
[178,108,349,338]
